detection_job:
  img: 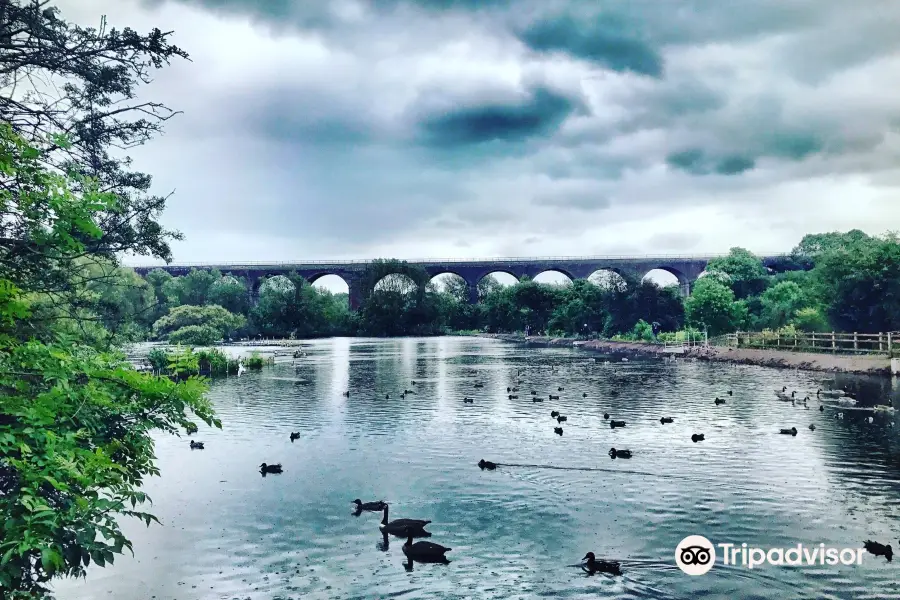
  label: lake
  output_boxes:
[54,337,900,599]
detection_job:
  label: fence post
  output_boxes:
[853,332,858,352]
[879,333,884,353]
[889,332,894,358]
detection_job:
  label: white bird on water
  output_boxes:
[237,360,246,377]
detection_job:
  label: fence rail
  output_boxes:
[125,252,790,269]
[717,331,899,356]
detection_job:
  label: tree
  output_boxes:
[684,277,744,335]
[0,0,189,279]
[164,269,217,306]
[0,125,219,596]
[151,304,245,341]
[706,247,769,299]
[759,281,807,329]
[792,230,872,263]
[815,234,900,333]
[791,307,830,332]
[208,275,249,315]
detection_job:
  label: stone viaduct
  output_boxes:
[132,254,797,311]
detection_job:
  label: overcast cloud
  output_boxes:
[59,0,900,271]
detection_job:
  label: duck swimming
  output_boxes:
[558,386,564,391]
[714,398,726,405]
[691,433,705,443]
[532,397,544,403]
[864,540,893,562]
[509,394,518,399]
[342,391,350,397]
[474,383,484,388]
[779,427,798,436]
[557,415,567,423]
[660,417,674,424]
[290,432,300,442]
[551,410,559,417]
[259,463,282,474]
[609,448,632,459]
[403,535,451,564]
[610,420,626,428]
[809,424,816,431]
[189,440,204,450]
[554,427,563,436]
[776,390,796,401]
[352,499,388,512]
[463,398,474,404]
[549,394,560,400]
[581,552,622,576]
[478,459,497,470]
[603,413,610,420]
[582,392,587,397]
[380,505,431,537]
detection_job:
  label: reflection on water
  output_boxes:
[55,337,900,599]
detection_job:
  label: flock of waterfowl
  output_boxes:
[182,355,897,576]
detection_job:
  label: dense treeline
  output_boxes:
[95,229,900,345]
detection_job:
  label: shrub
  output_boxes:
[168,324,220,346]
[244,351,266,369]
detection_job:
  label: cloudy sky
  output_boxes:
[63,0,900,271]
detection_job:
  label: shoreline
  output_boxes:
[481,334,895,376]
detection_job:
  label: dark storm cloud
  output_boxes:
[666,150,756,177]
[517,13,663,77]
[416,86,584,147]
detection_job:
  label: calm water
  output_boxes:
[54,337,900,599]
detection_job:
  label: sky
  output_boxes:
[58,0,900,290]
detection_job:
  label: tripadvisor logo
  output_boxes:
[675,535,866,574]
[676,535,716,575]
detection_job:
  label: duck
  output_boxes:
[582,392,587,397]
[557,415,568,423]
[463,398,474,404]
[554,427,563,436]
[474,383,484,388]
[507,387,512,392]
[532,397,544,403]
[609,448,632,459]
[404,389,416,395]
[714,398,726,405]
[385,394,390,399]
[837,412,844,419]
[352,499,388,512]
[874,405,896,414]
[342,391,350,397]
[512,387,519,392]
[817,388,848,398]
[691,433,705,443]
[531,390,537,395]
[863,540,893,562]
[581,552,622,576]
[508,394,518,399]
[727,390,733,396]
[660,417,674,424]
[779,427,798,436]
[403,535,451,563]
[809,424,816,431]
[289,432,300,442]
[411,380,417,385]
[558,386,564,391]
[379,505,431,537]
[551,410,560,418]
[603,413,610,420]
[610,420,626,429]
[776,390,796,401]
[836,396,857,406]
[478,459,497,470]
[819,405,825,412]
[549,394,560,400]
[189,440,204,450]
[259,463,282,474]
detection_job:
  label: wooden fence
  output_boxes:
[716,331,899,356]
